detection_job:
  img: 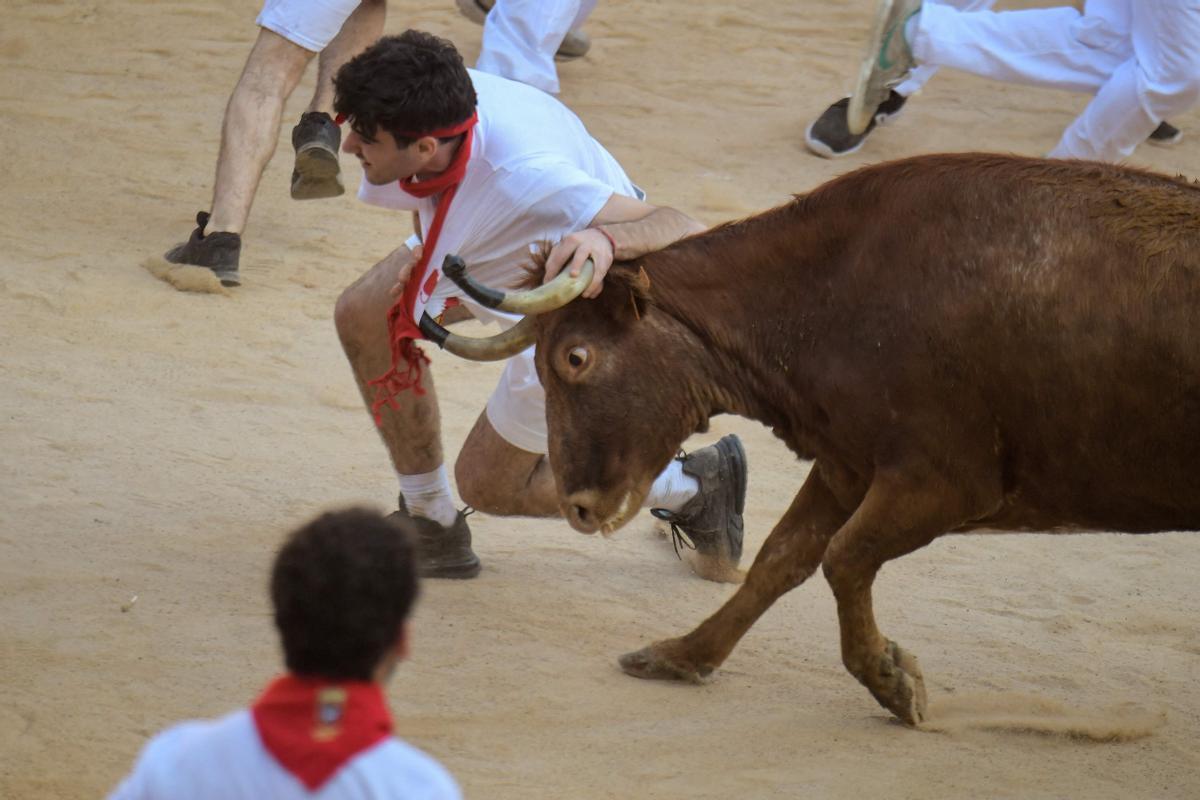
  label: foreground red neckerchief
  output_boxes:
[349,112,479,423]
[251,674,393,791]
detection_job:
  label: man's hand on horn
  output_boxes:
[544,229,614,300]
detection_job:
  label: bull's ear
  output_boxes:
[607,263,651,323]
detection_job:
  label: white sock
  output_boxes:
[643,459,699,512]
[398,466,458,527]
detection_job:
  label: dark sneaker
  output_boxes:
[847,0,922,135]
[555,29,591,60]
[291,111,343,200]
[454,0,590,59]
[164,211,242,287]
[805,90,907,158]
[1147,120,1183,147]
[390,498,481,579]
[651,434,747,573]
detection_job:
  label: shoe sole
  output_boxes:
[292,145,344,200]
[419,553,482,579]
[717,435,748,518]
[1147,132,1183,147]
[847,0,901,136]
[214,269,240,287]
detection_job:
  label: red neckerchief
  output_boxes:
[344,112,479,423]
[251,674,393,791]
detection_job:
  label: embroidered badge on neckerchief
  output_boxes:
[338,111,479,423]
[251,674,393,791]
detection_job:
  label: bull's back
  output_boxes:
[817,156,1200,532]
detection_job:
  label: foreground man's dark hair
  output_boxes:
[272,507,419,681]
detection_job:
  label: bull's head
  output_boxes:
[424,255,712,535]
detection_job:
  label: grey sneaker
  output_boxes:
[164,211,242,287]
[651,434,747,570]
[454,0,591,59]
[847,0,922,135]
[291,111,344,200]
[390,498,481,579]
[1147,120,1183,147]
[806,90,907,158]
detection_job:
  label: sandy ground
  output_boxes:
[2,0,1199,797]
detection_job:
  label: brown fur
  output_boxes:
[530,153,1200,725]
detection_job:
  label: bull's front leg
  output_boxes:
[620,464,853,682]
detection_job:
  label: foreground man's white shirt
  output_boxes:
[109,708,460,800]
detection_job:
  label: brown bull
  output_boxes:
[430,152,1200,725]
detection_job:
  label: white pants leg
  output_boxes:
[894,0,998,98]
[909,1,1130,93]
[1052,0,1200,159]
[475,0,597,95]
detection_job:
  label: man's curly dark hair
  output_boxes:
[271,507,420,681]
[333,30,477,146]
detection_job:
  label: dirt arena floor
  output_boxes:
[3,0,1199,797]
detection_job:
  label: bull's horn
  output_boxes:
[442,254,594,315]
[419,312,538,362]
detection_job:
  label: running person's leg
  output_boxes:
[1050,0,1200,160]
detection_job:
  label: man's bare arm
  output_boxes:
[544,194,706,298]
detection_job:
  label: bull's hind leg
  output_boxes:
[820,467,986,725]
[620,463,854,682]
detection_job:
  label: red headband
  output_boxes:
[333,111,478,140]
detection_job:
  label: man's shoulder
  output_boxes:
[343,737,462,798]
[142,708,252,758]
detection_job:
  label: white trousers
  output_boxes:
[894,0,996,98]
[475,0,597,95]
[909,0,1200,161]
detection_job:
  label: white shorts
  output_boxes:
[485,346,548,454]
[256,0,361,52]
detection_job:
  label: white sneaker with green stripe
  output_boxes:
[847,0,922,136]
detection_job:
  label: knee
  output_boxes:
[454,456,503,514]
[334,283,374,356]
[1140,61,1200,117]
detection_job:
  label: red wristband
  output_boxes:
[594,226,617,259]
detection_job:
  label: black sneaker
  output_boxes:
[291,112,344,200]
[805,90,907,159]
[164,211,242,287]
[453,0,591,59]
[1147,120,1183,147]
[651,434,747,572]
[390,498,481,579]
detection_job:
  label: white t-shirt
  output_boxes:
[108,709,461,800]
[358,68,640,329]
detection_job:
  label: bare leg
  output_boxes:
[207,30,314,234]
[455,412,561,516]
[820,467,984,725]
[335,246,445,475]
[620,464,856,681]
[307,0,386,115]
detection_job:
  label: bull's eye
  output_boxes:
[567,346,589,369]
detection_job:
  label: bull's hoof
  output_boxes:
[865,640,927,726]
[618,640,715,684]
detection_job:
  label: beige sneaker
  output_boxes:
[847,0,922,135]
